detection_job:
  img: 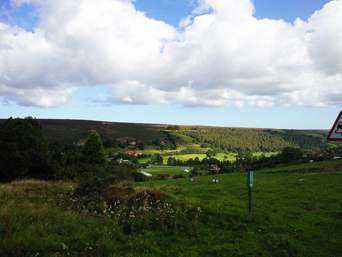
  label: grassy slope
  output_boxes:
[259,159,342,173]
[1,162,342,256]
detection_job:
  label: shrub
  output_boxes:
[54,166,79,181]
[100,187,128,205]
[132,171,146,182]
[75,172,107,197]
[128,189,168,206]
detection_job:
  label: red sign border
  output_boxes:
[327,111,342,141]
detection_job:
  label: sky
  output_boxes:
[0,0,341,129]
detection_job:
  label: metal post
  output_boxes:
[247,170,253,222]
[248,187,251,222]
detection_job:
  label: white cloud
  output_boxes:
[0,96,8,106]
[108,80,169,105]
[0,0,341,109]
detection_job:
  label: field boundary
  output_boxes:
[263,166,342,174]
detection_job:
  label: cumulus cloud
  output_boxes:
[0,0,341,108]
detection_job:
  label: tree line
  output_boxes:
[180,128,329,152]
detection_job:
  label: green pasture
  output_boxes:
[260,159,342,173]
[1,168,341,256]
[135,171,342,256]
[138,151,280,164]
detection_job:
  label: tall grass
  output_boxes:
[1,170,341,256]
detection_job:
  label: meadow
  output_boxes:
[259,159,342,173]
[1,164,341,256]
[138,151,279,165]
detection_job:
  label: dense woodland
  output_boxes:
[180,128,328,152]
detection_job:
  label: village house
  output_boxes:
[210,164,218,170]
[125,151,142,156]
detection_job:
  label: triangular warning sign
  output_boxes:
[327,111,342,141]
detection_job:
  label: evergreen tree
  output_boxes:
[80,130,107,168]
[0,117,54,182]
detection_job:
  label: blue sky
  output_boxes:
[0,0,341,129]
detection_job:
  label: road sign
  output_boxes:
[327,111,342,142]
[247,170,253,188]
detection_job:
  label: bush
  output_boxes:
[54,166,79,181]
[106,163,146,182]
[132,171,146,182]
[76,163,107,177]
[75,172,108,197]
[128,189,168,206]
[173,174,185,179]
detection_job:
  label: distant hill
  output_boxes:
[37,119,165,143]
[0,119,335,152]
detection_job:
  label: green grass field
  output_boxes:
[259,159,342,173]
[138,151,279,165]
[1,162,341,256]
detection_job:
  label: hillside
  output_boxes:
[178,127,331,152]
[38,119,165,143]
[35,119,334,152]
[0,118,335,154]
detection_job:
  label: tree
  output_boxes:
[167,157,175,166]
[206,149,214,158]
[138,142,145,150]
[0,117,54,182]
[281,147,303,164]
[80,130,107,168]
[155,154,163,165]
